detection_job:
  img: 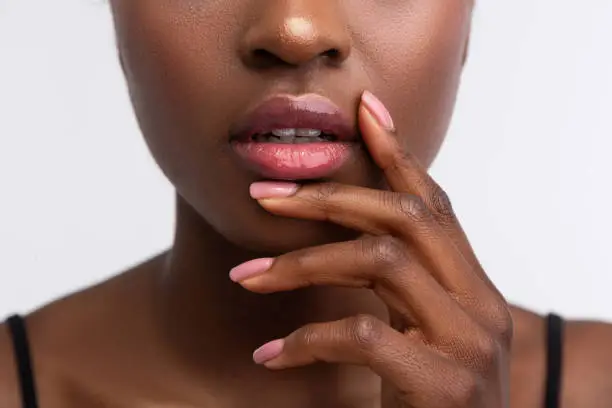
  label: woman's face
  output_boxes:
[109,0,472,253]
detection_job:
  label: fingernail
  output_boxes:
[253,339,285,364]
[361,91,395,131]
[229,258,274,282]
[250,182,299,199]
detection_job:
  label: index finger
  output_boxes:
[359,91,486,276]
[360,91,448,211]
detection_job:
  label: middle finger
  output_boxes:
[252,181,486,300]
[230,235,470,340]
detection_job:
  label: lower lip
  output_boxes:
[231,141,354,180]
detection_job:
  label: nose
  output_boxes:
[239,0,352,69]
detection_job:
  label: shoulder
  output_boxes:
[0,262,163,408]
[511,307,612,408]
[0,307,113,408]
[0,314,69,408]
[0,319,22,408]
[562,318,612,406]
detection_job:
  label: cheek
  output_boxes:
[110,1,242,182]
[354,1,471,166]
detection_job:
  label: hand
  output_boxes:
[229,91,512,408]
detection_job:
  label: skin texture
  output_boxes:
[1,1,612,407]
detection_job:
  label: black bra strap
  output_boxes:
[6,315,39,408]
[544,313,564,408]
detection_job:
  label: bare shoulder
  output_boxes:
[0,321,20,408]
[0,314,74,408]
[0,256,164,408]
[510,306,612,408]
[562,317,612,406]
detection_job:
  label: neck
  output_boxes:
[152,196,386,399]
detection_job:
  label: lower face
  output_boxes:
[109,0,472,253]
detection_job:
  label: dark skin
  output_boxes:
[1,1,612,407]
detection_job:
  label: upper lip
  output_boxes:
[229,94,357,142]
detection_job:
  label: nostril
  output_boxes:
[252,49,271,58]
[251,49,290,68]
[323,49,341,60]
[250,48,343,69]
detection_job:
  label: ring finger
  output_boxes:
[231,235,474,342]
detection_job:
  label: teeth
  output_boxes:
[296,129,322,137]
[253,134,328,143]
[252,128,336,143]
[271,128,323,138]
[271,129,297,137]
[294,136,324,143]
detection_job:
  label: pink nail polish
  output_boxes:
[230,258,274,282]
[361,91,395,131]
[253,339,285,364]
[250,182,299,199]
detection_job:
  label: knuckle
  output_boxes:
[297,323,324,348]
[349,314,385,350]
[314,182,341,203]
[395,148,418,168]
[290,250,318,287]
[367,236,408,268]
[292,247,317,271]
[455,324,504,373]
[490,303,514,345]
[396,193,431,222]
[474,334,502,369]
[427,184,455,219]
[443,368,482,407]
[455,327,504,376]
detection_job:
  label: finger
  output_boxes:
[232,238,510,364]
[231,236,482,344]
[252,315,471,407]
[253,182,492,305]
[360,91,486,279]
[359,93,512,338]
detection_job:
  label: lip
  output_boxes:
[229,93,357,142]
[229,94,358,180]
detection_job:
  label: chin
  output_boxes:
[220,214,360,255]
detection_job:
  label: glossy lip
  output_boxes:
[228,93,359,180]
[231,142,355,180]
[229,93,357,142]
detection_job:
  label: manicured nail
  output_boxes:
[250,182,299,199]
[253,339,285,364]
[229,258,274,282]
[361,91,395,131]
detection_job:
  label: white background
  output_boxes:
[1,1,611,320]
